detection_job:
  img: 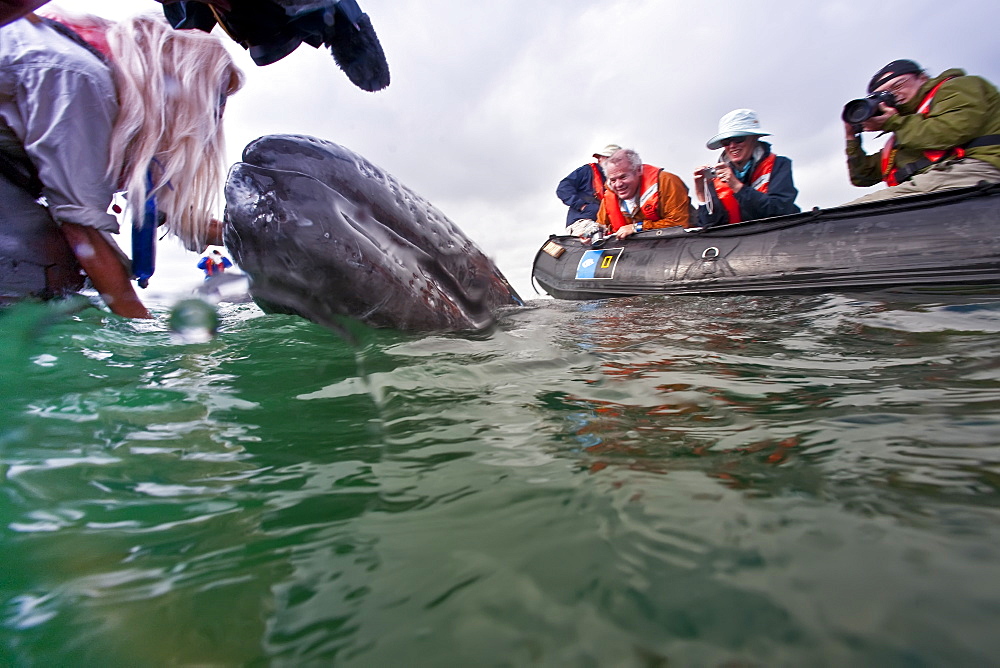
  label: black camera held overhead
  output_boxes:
[842,90,897,126]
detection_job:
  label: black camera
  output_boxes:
[841,90,897,125]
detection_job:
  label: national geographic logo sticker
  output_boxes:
[575,248,623,280]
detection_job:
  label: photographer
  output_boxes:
[844,59,1000,204]
[693,109,799,228]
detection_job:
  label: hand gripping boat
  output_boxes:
[531,183,1000,299]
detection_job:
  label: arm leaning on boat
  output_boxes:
[596,148,692,241]
[0,12,243,317]
[692,109,800,227]
[0,14,147,314]
[844,59,1000,205]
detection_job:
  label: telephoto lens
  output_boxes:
[842,91,896,124]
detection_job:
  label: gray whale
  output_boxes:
[224,135,522,333]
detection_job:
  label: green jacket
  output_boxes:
[846,68,1000,186]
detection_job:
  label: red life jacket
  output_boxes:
[880,77,961,186]
[713,153,777,225]
[39,11,113,59]
[199,256,228,276]
[602,164,662,232]
[589,163,605,200]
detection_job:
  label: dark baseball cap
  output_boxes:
[868,59,924,93]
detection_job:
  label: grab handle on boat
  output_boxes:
[701,246,720,260]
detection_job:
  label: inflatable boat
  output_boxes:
[531,183,1000,300]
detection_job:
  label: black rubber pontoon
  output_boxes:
[531,184,1000,300]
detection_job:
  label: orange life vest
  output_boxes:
[589,163,605,200]
[880,77,960,186]
[602,164,662,232]
[713,153,777,225]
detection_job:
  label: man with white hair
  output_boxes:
[596,148,692,240]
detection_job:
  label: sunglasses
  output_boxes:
[720,136,751,147]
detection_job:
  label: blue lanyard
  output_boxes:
[131,169,156,289]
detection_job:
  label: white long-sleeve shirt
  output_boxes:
[0,17,119,232]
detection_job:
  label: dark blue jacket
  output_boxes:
[697,142,800,227]
[556,163,604,226]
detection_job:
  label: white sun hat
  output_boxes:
[593,144,622,158]
[706,109,771,150]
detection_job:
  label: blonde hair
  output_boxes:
[105,14,244,251]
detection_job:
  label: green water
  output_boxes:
[2,291,1000,666]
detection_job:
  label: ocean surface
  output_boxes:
[2,288,1000,666]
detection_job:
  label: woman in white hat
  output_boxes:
[692,109,799,227]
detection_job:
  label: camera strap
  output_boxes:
[701,173,715,214]
[891,134,1000,184]
[892,155,934,184]
[965,134,1000,150]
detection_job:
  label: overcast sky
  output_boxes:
[72,0,1000,300]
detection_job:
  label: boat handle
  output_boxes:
[701,246,720,260]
